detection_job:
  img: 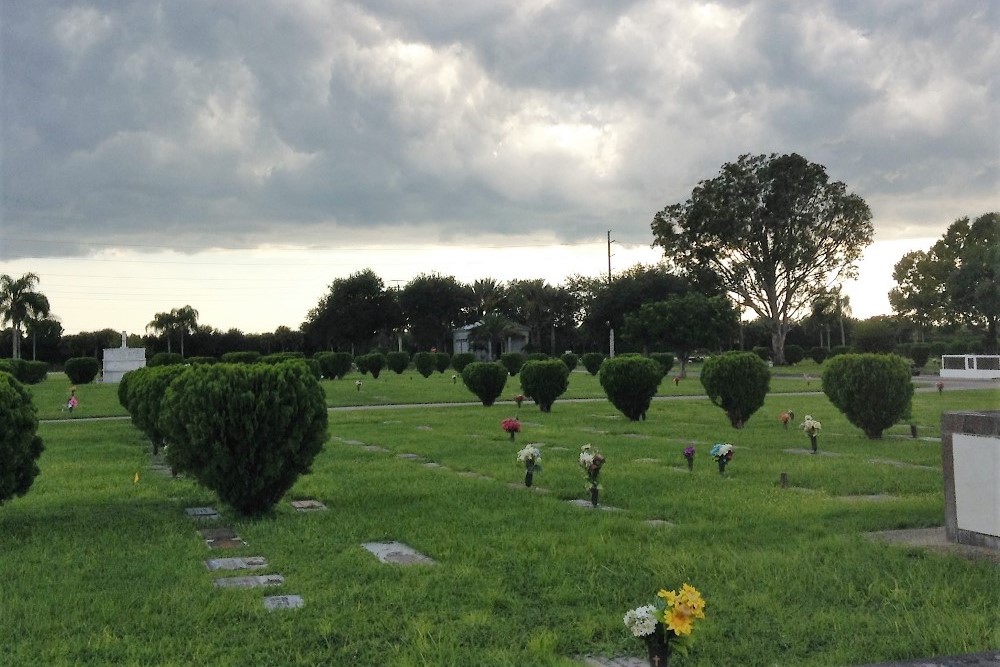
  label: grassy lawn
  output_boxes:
[3,384,998,666]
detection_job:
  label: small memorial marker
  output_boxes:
[199,527,237,540]
[290,499,327,512]
[422,462,444,469]
[567,499,622,512]
[205,556,268,571]
[577,655,647,667]
[396,453,422,460]
[362,445,389,453]
[645,519,675,528]
[783,448,840,457]
[185,506,220,520]
[214,574,284,589]
[633,458,659,464]
[362,541,436,565]
[416,425,433,431]
[264,595,304,611]
[342,439,365,446]
[838,494,897,503]
[206,536,247,550]
[869,458,937,470]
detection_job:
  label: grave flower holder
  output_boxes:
[810,434,818,453]
[524,460,535,487]
[645,632,672,667]
[589,484,599,507]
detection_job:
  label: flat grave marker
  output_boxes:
[396,453,422,460]
[205,536,248,550]
[567,499,623,512]
[264,595,304,611]
[185,506,220,520]
[214,574,285,589]
[362,445,389,453]
[290,499,327,512]
[198,527,237,540]
[362,541,436,565]
[205,556,268,571]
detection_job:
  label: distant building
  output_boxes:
[453,321,530,360]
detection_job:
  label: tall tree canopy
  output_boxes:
[1,273,51,360]
[399,273,471,352]
[651,153,873,364]
[302,269,401,353]
[891,213,1000,351]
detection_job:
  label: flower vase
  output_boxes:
[524,462,534,487]
[686,458,693,472]
[717,458,727,474]
[810,435,818,453]
[589,485,599,507]
[509,431,516,442]
[645,635,671,667]
[910,423,918,439]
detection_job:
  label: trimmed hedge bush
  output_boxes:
[700,352,771,429]
[560,353,579,372]
[118,370,135,410]
[186,356,217,365]
[822,353,914,439]
[64,357,100,384]
[519,359,570,412]
[125,365,190,455]
[386,351,410,374]
[809,347,828,364]
[460,362,508,407]
[598,356,663,421]
[829,345,852,359]
[220,351,261,364]
[581,352,605,376]
[0,359,48,385]
[451,353,476,373]
[262,352,305,364]
[149,352,184,367]
[413,352,436,378]
[910,343,931,369]
[783,344,805,365]
[649,353,675,377]
[355,354,371,375]
[526,352,549,361]
[160,361,328,515]
[0,372,45,504]
[751,346,771,361]
[499,352,525,376]
[434,352,451,373]
[317,352,353,379]
[366,353,386,379]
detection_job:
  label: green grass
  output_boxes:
[3,386,998,666]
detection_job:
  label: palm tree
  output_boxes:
[172,305,199,358]
[469,313,518,360]
[0,273,51,359]
[147,311,178,354]
[469,278,509,321]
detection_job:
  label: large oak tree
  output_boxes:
[651,153,873,364]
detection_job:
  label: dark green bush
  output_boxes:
[560,353,579,372]
[822,353,914,439]
[262,352,305,364]
[366,353,386,379]
[160,361,328,515]
[783,344,805,365]
[452,353,475,373]
[149,352,185,367]
[413,352,436,378]
[126,365,190,455]
[64,357,99,384]
[386,351,410,374]
[751,346,771,361]
[16,360,48,384]
[118,370,135,410]
[355,354,371,375]
[186,356,217,365]
[928,341,948,357]
[499,352,525,376]
[0,359,15,376]
[526,352,549,361]
[598,356,663,421]
[519,359,570,413]
[220,351,261,364]
[700,352,771,429]
[0,372,45,504]
[302,358,322,381]
[317,352,353,379]
[581,352,605,376]
[460,362,508,407]
[434,352,451,373]
[894,343,912,359]
[909,343,931,369]
[829,345,852,359]
[649,353,675,377]
[809,347,828,364]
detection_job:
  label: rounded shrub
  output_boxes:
[560,352,579,372]
[649,352,675,377]
[700,351,771,429]
[366,353,387,379]
[598,356,663,421]
[262,352,305,364]
[452,353,475,373]
[317,352,353,379]
[355,354,371,375]
[751,346,771,361]
[118,369,135,410]
[64,357,99,384]
[581,352,605,376]
[0,372,45,504]
[186,356,217,365]
[499,352,525,376]
[526,352,549,361]
[829,345,852,359]
[809,347,828,364]
[460,362,508,407]
[434,352,451,373]
[519,359,570,412]
[386,351,410,374]
[220,351,261,364]
[126,365,190,454]
[783,344,805,365]
[149,352,185,367]
[413,352,436,378]
[909,343,931,369]
[160,361,328,515]
[822,353,914,439]
[16,360,48,384]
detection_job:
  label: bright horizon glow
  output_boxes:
[2,235,935,337]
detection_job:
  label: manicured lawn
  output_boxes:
[3,386,998,666]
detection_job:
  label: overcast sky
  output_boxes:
[1,1,997,335]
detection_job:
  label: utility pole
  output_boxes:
[607,230,615,358]
[390,280,404,352]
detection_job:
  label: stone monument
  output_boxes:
[941,410,1000,550]
[102,331,147,383]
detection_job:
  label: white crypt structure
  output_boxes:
[102,331,146,383]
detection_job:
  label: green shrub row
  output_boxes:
[0,358,49,385]
[0,372,45,504]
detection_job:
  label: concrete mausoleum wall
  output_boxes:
[940,410,1000,550]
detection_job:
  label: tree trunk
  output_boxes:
[771,326,787,365]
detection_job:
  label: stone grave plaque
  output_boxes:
[185,506,220,520]
[645,519,675,528]
[422,462,444,469]
[362,541,436,565]
[199,527,237,540]
[206,536,248,550]
[633,458,659,464]
[362,445,389,453]
[290,499,327,511]
[577,655,647,667]
[567,499,623,512]
[869,458,937,470]
[837,494,897,503]
[396,453,422,460]
[548,446,569,452]
[783,449,841,457]
[264,595,304,611]
[214,574,284,589]
[342,439,365,445]
[416,425,433,431]
[205,556,268,571]
[457,471,491,480]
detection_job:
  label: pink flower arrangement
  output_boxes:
[501,417,521,441]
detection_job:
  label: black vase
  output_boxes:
[810,434,818,453]
[718,459,727,474]
[590,485,599,507]
[524,462,534,487]
[645,634,671,666]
